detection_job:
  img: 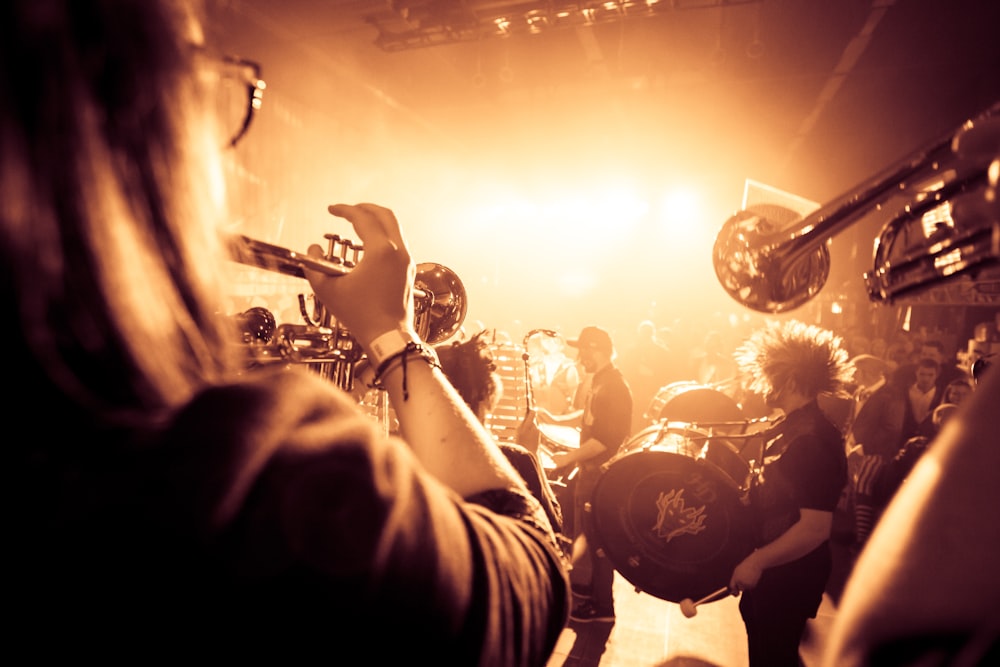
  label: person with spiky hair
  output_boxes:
[728,319,854,667]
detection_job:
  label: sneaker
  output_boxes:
[570,600,615,623]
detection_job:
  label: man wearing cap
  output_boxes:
[550,325,633,623]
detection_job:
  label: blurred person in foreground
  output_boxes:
[823,362,1000,666]
[3,0,569,663]
[824,103,1000,666]
[729,320,853,667]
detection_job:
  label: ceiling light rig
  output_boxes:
[366,0,761,51]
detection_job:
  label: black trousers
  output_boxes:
[571,466,616,612]
[738,545,831,667]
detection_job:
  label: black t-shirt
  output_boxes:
[579,363,633,468]
[751,400,847,546]
[13,368,570,665]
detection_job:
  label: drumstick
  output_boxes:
[679,586,731,618]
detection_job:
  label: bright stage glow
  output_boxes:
[655,186,703,238]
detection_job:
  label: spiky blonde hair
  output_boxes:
[734,319,852,401]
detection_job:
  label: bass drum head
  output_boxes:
[590,436,753,603]
[644,381,744,425]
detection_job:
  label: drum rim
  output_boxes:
[589,440,754,603]
[644,381,745,426]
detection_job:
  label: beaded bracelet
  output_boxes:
[368,330,418,369]
[370,341,441,401]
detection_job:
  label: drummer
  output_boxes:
[728,320,853,667]
[549,326,633,624]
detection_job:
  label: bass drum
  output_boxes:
[589,423,755,604]
[643,381,744,425]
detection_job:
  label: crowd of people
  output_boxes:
[519,312,994,665]
[7,0,997,665]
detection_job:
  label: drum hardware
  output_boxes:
[521,328,582,484]
[679,428,770,447]
[520,328,564,423]
[521,329,560,406]
[679,586,732,618]
[228,233,468,395]
[619,420,756,477]
[540,443,580,486]
[640,420,767,474]
[669,419,757,430]
[671,422,766,440]
[626,419,681,447]
[667,413,779,432]
[645,381,746,427]
[684,430,767,440]
[712,101,1000,313]
[562,466,580,483]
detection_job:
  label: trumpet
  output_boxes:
[713,101,1000,313]
[228,233,468,389]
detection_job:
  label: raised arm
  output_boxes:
[304,203,525,499]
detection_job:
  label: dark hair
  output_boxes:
[944,378,973,403]
[921,340,946,354]
[436,330,501,419]
[2,0,234,426]
[916,358,941,373]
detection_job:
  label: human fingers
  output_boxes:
[328,203,406,253]
[729,566,746,594]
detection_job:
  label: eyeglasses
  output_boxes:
[219,55,265,148]
[194,47,266,149]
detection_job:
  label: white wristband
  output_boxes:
[367,330,420,369]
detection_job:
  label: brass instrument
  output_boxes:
[228,233,468,390]
[521,328,561,417]
[713,101,1000,313]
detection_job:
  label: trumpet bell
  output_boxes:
[415,262,468,344]
[234,306,277,343]
[712,204,831,313]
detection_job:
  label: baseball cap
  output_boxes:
[567,326,613,354]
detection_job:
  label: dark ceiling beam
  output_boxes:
[366,0,762,51]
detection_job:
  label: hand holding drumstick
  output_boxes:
[678,586,737,618]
